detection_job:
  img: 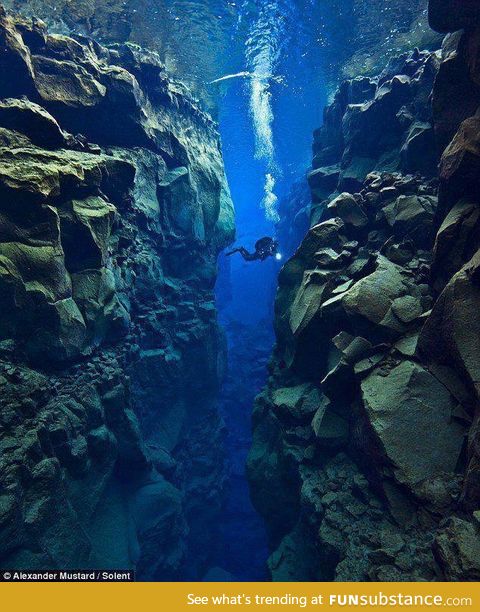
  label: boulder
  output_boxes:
[401,121,437,176]
[333,333,373,364]
[432,32,480,153]
[382,195,437,247]
[327,192,368,229]
[277,218,345,295]
[393,334,419,357]
[32,55,107,108]
[353,352,386,377]
[272,384,322,423]
[303,219,346,255]
[439,115,480,211]
[314,247,345,268]
[0,98,66,148]
[391,295,423,324]
[342,256,417,339]
[418,249,480,399]
[312,403,349,449]
[288,272,329,339]
[360,360,465,492]
[382,239,416,266]
[432,199,480,289]
[307,165,340,202]
[339,157,378,193]
[434,518,480,581]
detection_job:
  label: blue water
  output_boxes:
[217,1,327,324]
[210,1,327,581]
[161,0,431,580]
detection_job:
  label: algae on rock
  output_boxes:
[0,6,234,578]
[248,14,480,580]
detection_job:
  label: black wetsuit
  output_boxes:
[227,237,278,261]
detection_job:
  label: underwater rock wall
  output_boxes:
[3,1,437,106]
[0,7,234,578]
[248,3,480,581]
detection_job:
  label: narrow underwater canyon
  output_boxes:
[1,0,480,583]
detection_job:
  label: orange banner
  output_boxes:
[1,581,479,612]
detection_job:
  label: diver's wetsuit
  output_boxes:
[227,246,260,261]
[227,237,278,261]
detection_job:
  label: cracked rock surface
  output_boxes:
[248,3,480,581]
[0,7,234,578]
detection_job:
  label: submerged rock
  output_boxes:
[311,48,440,208]
[361,360,464,491]
[248,11,480,581]
[434,517,480,581]
[0,8,234,578]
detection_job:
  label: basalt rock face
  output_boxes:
[309,48,440,222]
[3,1,437,101]
[0,8,234,578]
[248,27,480,581]
[421,0,480,535]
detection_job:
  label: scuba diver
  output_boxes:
[226,237,281,262]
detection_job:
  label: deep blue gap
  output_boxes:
[213,46,326,579]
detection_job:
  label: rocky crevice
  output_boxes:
[0,7,234,578]
[248,2,480,582]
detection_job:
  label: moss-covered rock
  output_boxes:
[249,25,480,580]
[0,8,234,579]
